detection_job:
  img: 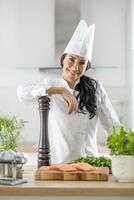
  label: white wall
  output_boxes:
[126,0,132,129]
[131,0,134,129]
[81,0,128,86]
[0,0,55,68]
[0,0,55,145]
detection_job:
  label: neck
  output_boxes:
[63,76,76,89]
[67,80,75,89]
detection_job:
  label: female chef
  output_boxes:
[17,20,120,164]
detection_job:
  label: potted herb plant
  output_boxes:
[107,125,134,182]
[0,115,27,179]
[0,115,25,150]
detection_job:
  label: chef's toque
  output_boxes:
[64,20,95,62]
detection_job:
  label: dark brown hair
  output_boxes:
[61,54,98,119]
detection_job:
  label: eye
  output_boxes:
[79,62,85,65]
[79,62,86,67]
[69,58,75,63]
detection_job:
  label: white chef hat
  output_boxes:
[64,20,95,62]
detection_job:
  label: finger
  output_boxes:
[73,100,79,113]
[68,98,78,114]
[68,97,75,114]
[68,100,74,114]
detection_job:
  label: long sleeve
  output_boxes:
[17,77,56,103]
[98,82,120,135]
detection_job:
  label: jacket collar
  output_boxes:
[61,77,80,90]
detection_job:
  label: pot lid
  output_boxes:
[0,150,27,164]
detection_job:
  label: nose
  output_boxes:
[72,61,79,71]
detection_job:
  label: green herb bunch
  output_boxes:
[0,115,25,150]
[74,156,112,169]
[107,126,134,155]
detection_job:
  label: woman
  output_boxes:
[17,20,120,164]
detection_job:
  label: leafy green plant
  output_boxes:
[107,125,134,155]
[74,156,112,169]
[0,115,25,150]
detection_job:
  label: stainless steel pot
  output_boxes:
[0,150,27,179]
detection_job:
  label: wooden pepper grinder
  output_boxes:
[37,96,51,168]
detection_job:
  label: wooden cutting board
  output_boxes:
[35,166,109,181]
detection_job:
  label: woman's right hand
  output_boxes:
[61,88,79,114]
[47,87,79,114]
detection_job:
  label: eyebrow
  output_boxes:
[68,55,86,63]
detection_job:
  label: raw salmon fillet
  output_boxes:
[48,164,77,172]
[48,165,62,171]
[48,163,98,172]
[71,163,98,171]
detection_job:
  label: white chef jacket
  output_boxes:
[17,76,120,164]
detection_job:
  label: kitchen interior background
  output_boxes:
[0,0,133,147]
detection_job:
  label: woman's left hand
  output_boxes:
[47,87,79,114]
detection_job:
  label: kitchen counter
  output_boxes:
[0,165,134,198]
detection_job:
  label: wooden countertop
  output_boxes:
[0,165,134,196]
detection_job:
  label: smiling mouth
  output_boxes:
[67,69,79,77]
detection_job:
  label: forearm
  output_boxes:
[47,87,64,96]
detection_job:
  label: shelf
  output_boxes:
[92,66,119,69]
[16,66,61,70]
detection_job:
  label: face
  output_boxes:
[62,54,87,84]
